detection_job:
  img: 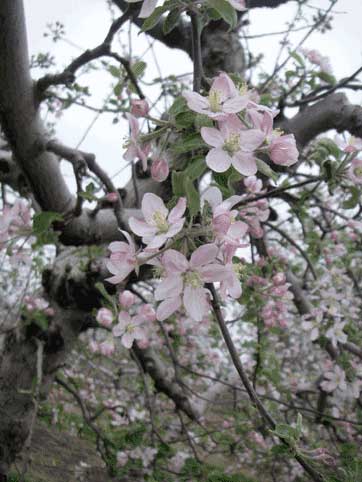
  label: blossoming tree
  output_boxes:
[1,0,362,481]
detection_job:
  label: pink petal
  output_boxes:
[157,296,182,321]
[183,91,209,114]
[144,233,168,249]
[206,147,232,172]
[223,96,248,113]
[201,127,224,148]
[126,112,139,137]
[162,250,189,274]
[232,152,257,176]
[198,263,229,282]
[129,217,157,237]
[211,73,236,99]
[122,333,135,349]
[190,243,218,268]
[118,311,132,326]
[239,129,265,151]
[142,193,168,225]
[168,197,186,223]
[155,275,183,301]
[183,286,208,321]
[166,218,185,237]
[201,186,223,210]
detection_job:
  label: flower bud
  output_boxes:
[151,158,169,182]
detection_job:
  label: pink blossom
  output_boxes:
[348,157,362,184]
[137,303,156,322]
[325,321,347,348]
[201,186,248,246]
[201,115,265,175]
[96,307,113,327]
[129,193,186,250]
[116,451,129,467]
[130,99,149,117]
[151,158,169,182]
[119,290,135,308]
[105,192,118,203]
[123,113,151,171]
[106,231,137,284]
[335,134,362,153]
[268,134,299,166]
[244,175,263,193]
[98,339,115,356]
[155,244,228,321]
[300,48,333,74]
[183,73,250,120]
[321,365,347,393]
[113,311,146,349]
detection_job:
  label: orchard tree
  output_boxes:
[1,0,362,481]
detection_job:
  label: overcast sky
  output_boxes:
[23,0,362,192]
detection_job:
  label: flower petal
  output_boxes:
[201,127,224,148]
[168,197,187,223]
[157,296,182,321]
[183,286,208,321]
[162,250,188,274]
[232,152,257,176]
[155,275,183,300]
[190,243,218,268]
[142,193,168,225]
[206,147,232,173]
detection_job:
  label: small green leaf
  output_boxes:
[169,96,188,116]
[184,178,200,217]
[172,171,186,197]
[175,111,196,129]
[206,0,237,29]
[185,157,207,181]
[171,133,206,155]
[141,6,167,32]
[343,186,360,209]
[256,158,278,182]
[290,50,305,67]
[108,65,121,78]
[132,60,147,78]
[163,8,180,35]
[95,282,115,305]
[32,211,63,235]
[316,71,336,85]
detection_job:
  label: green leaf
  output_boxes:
[206,0,237,29]
[317,138,341,159]
[343,186,360,209]
[172,171,186,197]
[163,8,180,35]
[289,50,305,68]
[108,65,121,78]
[80,182,97,201]
[171,133,206,155]
[185,157,207,181]
[141,5,167,32]
[32,211,63,235]
[316,71,336,85]
[132,60,147,78]
[175,111,196,129]
[95,282,115,306]
[255,158,278,182]
[184,178,200,217]
[169,96,188,117]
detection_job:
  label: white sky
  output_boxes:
[23,0,362,192]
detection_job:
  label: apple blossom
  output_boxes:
[96,307,113,327]
[123,113,151,171]
[268,133,299,166]
[129,193,186,250]
[151,158,169,182]
[183,72,250,120]
[105,231,137,284]
[112,311,146,349]
[201,115,265,175]
[119,290,136,308]
[155,244,229,321]
[130,98,149,117]
[348,157,362,184]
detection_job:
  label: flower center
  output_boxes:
[223,134,240,156]
[353,166,362,177]
[208,89,222,113]
[153,211,169,233]
[184,270,203,288]
[233,263,243,276]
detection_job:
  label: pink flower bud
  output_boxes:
[269,134,299,166]
[244,176,262,193]
[272,273,286,286]
[96,307,113,327]
[105,192,118,203]
[130,99,149,118]
[119,290,135,308]
[151,158,169,182]
[138,303,156,322]
[99,340,115,356]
